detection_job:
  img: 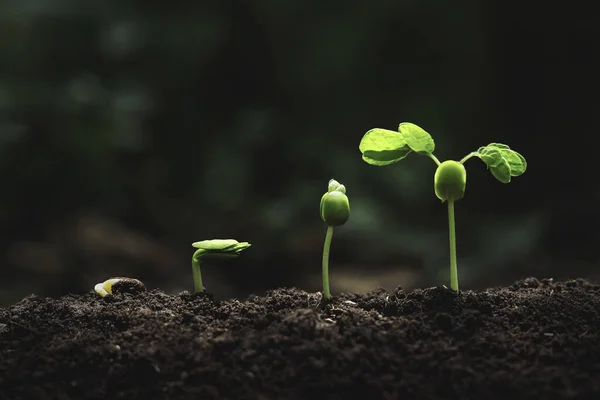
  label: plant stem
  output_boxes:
[428,153,441,166]
[447,200,458,292]
[459,152,479,164]
[322,226,335,299]
[192,249,205,293]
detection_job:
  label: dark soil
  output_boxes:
[1,277,599,400]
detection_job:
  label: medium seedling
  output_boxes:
[320,179,350,300]
[191,239,251,293]
[359,122,527,292]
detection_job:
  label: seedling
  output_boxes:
[94,277,146,297]
[191,239,251,293]
[359,122,526,292]
[320,179,350,300]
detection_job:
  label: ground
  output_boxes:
[1,277,599,399]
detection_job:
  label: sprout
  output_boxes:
[94,277,146,297]
[359,122,527,292]
[320,179,350,300]
[191,239,251,293]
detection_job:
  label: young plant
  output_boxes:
[320,179,350,300]
[191,239,251,293]
[359,122,527,292]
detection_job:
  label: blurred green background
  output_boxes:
[1,0,598,305]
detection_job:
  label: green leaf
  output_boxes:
[192,239,251,262]
[398,122,435,155]
[500,149,527,176]
[361,149,413,166]
[359,128,412,166]
[192,239,241,250]
[479,143,527,177]
[193,239,250,255]
[478,146,511,183]
[485,142,510,150]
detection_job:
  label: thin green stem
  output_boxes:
[322,226,335,299]
[192,249,205,293]
[428,153,441,166]
[459,152,479,164]
[447,200,458,292]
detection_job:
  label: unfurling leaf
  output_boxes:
[478,146,511,183]
[478,143,527,179]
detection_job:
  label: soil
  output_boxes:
[1,277,599,400]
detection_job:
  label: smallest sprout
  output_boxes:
[191,239,251,293]
[94,277,146,297]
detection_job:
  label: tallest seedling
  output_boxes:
[359,122,527,292]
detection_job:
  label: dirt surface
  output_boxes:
[1,277,599,400]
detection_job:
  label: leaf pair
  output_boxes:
[359,122,527,184]
[359,123,434,166]
[192,239,252,261]
[476,143,527,183]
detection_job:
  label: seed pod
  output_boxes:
[94,277,146,297]
[320,179,350,226]
[434,160,467,202]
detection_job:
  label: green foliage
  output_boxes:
[359,121,527,292]
[191,239,251,293]
[477,143,527,183]
[192,239,251,258]
[398,122,435,155]
[358,128,412,166]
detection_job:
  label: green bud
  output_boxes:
[434,160,467,202]
[328,179,344,192]
[320,179,350,226]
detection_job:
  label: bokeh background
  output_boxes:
[1,0,598,305]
